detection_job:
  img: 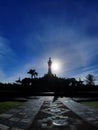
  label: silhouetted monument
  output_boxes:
[48,57,52,75]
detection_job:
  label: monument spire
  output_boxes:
[48,57,52,75]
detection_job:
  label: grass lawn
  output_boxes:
[82,101,98,108]
[0,101,24,113]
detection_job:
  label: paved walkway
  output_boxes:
[60,98,98,128]
[0,97,45,130]
[29,97,98,130]
[0,97,98,130]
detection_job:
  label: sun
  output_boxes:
[52,60,61,73]
[52,63,59,71]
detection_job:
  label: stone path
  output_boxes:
[0,97,98,130]
[60,98,98,129]
[0,97,45,130]
[29,97,97,130]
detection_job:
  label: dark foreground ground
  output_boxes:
[0,97,98,130]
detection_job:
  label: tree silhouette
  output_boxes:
[86,74,95,85]
[27,69,38,79]
[22,78,31,86]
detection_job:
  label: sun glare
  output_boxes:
[52,60,61,73]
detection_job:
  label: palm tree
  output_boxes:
[27,69,38,79]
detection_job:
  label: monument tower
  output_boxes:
[48,57,52,75]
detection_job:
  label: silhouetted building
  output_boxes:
[48,57,52,75]
[16,77,21,84]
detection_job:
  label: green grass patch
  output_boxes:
[82,101,98,108]
[0,101,24,113]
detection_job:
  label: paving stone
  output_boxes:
[13,113,24,118]
[21,119,31,123]
[70,125,77,130]
[0,114,12,119]
[0,124,9,130]
[41,123,47,128]
[9,117,20,122]
[93,121,98,125]
[10,128,24,130]
[5,109,18,114]
[86,117,96,121]
[12,122,29,129]
[7,109,21,115]
[3,120,15,127]
[73,119,82,125]
[0,118,6,123]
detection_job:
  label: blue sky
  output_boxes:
[0,0,98,83]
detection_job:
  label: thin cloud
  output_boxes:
[0,70,5,82]
[0,36,18,81]
[0,36,16,62]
